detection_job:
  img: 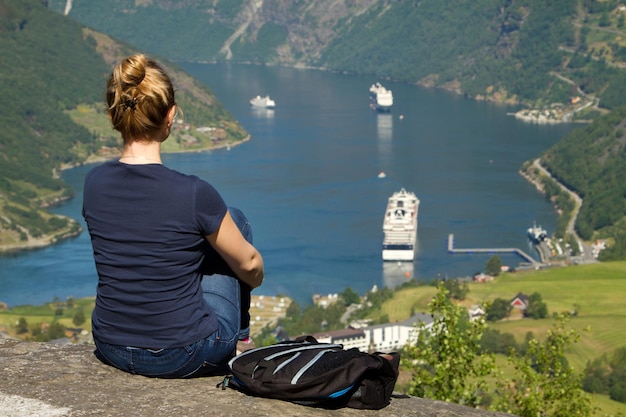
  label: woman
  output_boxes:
[82,54,264,378]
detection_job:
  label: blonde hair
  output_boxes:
[106,54,176,141]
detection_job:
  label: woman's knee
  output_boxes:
[202,274,242,339]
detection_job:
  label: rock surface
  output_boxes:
[0,338,516,417]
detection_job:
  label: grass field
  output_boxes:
[465,262,626,369]
[378,261,626,416]
[0,298,95,338]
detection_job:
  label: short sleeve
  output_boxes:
[193,177,228,236]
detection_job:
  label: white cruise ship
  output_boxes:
[382,188,419,261]
[369,82,393,112]
[250,95,276,108]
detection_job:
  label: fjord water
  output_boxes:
[0,64,576,307]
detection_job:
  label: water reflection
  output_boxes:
[382,261,414,289]
[376,113,393,141]
[251,107,275,119]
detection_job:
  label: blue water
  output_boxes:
[0,64,577,307]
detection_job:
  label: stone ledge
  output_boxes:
[0,338,515,417]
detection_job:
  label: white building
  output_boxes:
[313,313,434,353]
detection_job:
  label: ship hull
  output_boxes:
[382,246,415,261]
[372,102,392,112]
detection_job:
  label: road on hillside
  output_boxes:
[532,159,597,263]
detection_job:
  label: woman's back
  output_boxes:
[83,161,226,348]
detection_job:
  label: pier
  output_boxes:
[447,234,540,266]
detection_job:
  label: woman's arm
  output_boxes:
[205,211,264,288]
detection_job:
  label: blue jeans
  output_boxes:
[94,207,254,378]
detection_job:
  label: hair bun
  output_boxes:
[120,55,147,87]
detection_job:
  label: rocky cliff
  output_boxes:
[0,338,516,417]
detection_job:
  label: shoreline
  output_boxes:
[0,220,82,255]
[59,134,251,172]
[0,136,251,255]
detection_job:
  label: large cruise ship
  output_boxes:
[382,188,419,261]
[369,82,393,112]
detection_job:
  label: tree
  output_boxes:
[609,347,626,403]
[16,317,28,334]
[480,328,518,355]
[33,321,66,342]
[486,297,512,321]
[485,255,502,276]
[285,300,301,321]
[582,354,611,395]
[441,279,469,301]
[492,315,593,417]
[525,292,548,319]
[582,346,626,404]
[402,283,495,407]
[72,308,86,326]
[339,287,361,306]
[277,299,347,337]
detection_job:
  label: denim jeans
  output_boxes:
[200,207,252,335]
[94,207,254,378]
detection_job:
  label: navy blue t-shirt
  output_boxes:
[82,161,227,348]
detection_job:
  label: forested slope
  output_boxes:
[541,106,626,258]
[0,0,247,251]
[0,0,108,249]
[48,0,626,111]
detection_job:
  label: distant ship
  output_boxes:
[527,222,547,243]
[250,95,276,108]
[369,82,393,112]
[382,188,419,261]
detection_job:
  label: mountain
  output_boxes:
[45,0,626,257]
[48,0,626,112]
[0,0,248,252]
[5,0,626,256]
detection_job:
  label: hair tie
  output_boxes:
[123,97,137,110]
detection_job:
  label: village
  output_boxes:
[246,284,541,354]
[0,281,542,355]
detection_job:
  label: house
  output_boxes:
[468,305,485,321]
[313,313,434,353]
[473,272,493,283]
[312,328,366,350]
[312,293,339,307]
[510,292,529,310]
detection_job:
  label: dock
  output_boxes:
[447,234,540,266]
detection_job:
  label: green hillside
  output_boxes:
[376,262,626,369]
[541,106,626,252]
[0,0,248,252]
[376,261,626,415]
[0,0,108,250]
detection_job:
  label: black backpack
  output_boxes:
[218,336,400,410]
